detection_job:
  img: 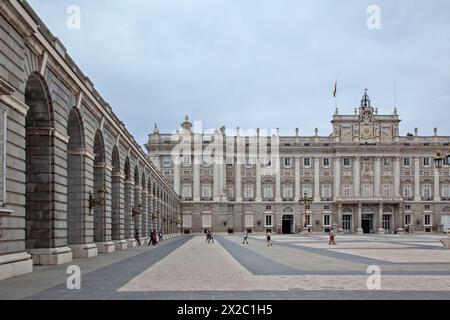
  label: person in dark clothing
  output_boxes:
[134,229,141,246]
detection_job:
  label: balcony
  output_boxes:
[442,197,450,201]
[182,197,193,201]
[282,198,294,202]
[243,198,255,202]
[200,197,213,201]
[403,197,414,201]
[321,197,333,202]
[422,197,433,201]
[263,198,274,202]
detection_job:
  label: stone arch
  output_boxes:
[93,130,106,243]
[123,156,132,239]
[111,145,121,241]
[24,72,56,251]
[343,207,353,214]
[67,107,85,245]
[281,207,294,234]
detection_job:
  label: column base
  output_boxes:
[30,247,72,266]
[0,252,33,281]
[114,240,127,250]
[95,241,116,253]
[69,243,98,258]
[377,228,385,234]
[356,228,364,235]
[127,239,137,247]
[395,228,405,235]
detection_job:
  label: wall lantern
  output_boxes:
[88,186,108,214]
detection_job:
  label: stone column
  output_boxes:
[377,203,384,234]
[275,157,281,202]
[256,158,262,201]
[354,157,361,197]
[193,155,201,201]
[213,160,220,201]
[414,157,421,201]
[337,203,343,233]
[222,157,227,201]
[434,167,441,202]
[295,157,301,200]
[374,157,381,198]
[394,157,401,198]
[357,203,363,234]
[314,157,321,202]
[173,161,180,195]
[334,157,341,200]
[141,190,148,238]
[235,158,242,201]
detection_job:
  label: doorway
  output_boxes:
[282,215,294,234]
[362,214,373,234]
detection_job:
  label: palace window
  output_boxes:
[183,155,192,166]
[283,185,293,199]
[181,183,192,198]
[284,157,292,168]
[323,214,331,227]
[343,158,351,167]
[201,183,212,198]
[322,184,332,198]
[305,214,312,227]
[404,214,411,226]
[323,158,330,167]
[422,184,433,198]
[383,184,392,197]
[263,184,273,199]
[423,157,430,167]
[303,158,311,167]
[265,214,273,227]
[244,184,254,199]
[303,184,312,198]
[403,157,411,167]
[383,157,391,167]
[361,184,372,197]
[245,157,253,168]
[343,184,352,197]
[162,156,172,167]
[424,214,432,226]
[403,184,413,198]
[441,183,450,198]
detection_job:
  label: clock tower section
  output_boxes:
[331,89,400,144]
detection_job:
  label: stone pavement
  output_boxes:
[0,234,450,300]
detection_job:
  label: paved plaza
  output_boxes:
[0,234,450,300]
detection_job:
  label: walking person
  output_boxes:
[328,228,336,245]
[243,230,249,245]
[158,230,163,243]
[134,229,141,246]
[266,231,272,247]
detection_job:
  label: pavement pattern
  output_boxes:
[1,233,450,300]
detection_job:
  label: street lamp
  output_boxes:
[298,191,313,235]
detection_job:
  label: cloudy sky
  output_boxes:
[28,0,450,144]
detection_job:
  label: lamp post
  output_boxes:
[298,191,313,236]
[434,149,450,247]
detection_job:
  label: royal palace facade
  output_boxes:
[147,91,450,236]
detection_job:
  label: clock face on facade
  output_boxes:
[361,124,373,139]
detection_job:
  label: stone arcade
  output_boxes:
[0,0,181,280]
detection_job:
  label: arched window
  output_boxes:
[283,184,293,199]
[343,207,353,214]
[244,184,254,199]
[263,184,273,199]
[201,183,211,198]
[383,184,392,197]
[182,182,192,198]
[441,183,450,198]
[322,184,332,198]
[422,183,433,198]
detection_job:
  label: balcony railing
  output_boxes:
[422,197,433,201]
[282,198,294,201]
[200,197,213,201]
[403,197,414,201]
[263,197,274,202]
[321,197,333,202]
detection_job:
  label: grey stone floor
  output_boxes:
[0,234,449,300]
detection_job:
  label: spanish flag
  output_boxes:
[333,81,337,98]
